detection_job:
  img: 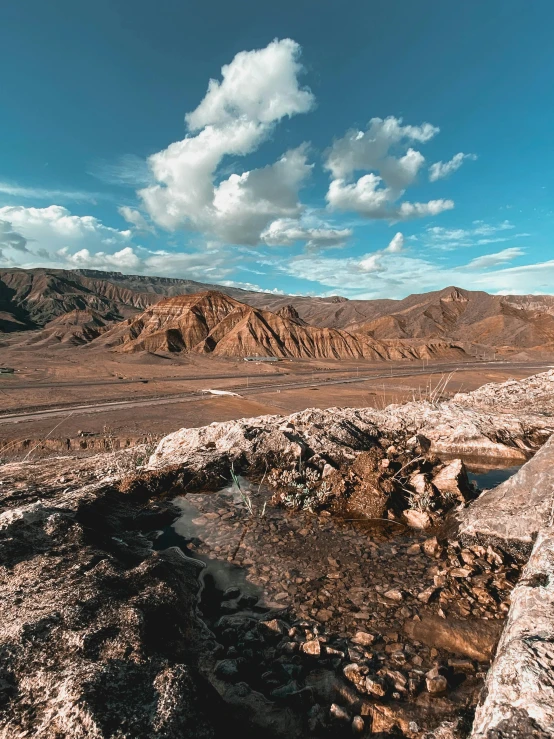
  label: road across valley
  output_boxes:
[0,360,551,425]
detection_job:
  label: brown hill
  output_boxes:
[2,268,554,352]
[92,290,468,361]
[346,287,554,350]
[19,309,111,347]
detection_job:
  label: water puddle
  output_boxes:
[467,464,522,491]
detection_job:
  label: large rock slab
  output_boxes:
[470,529,554,738]
[457,435,554,558]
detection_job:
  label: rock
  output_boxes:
[422,537,441,557]
[351,631,375,647]
[215,659,242,682]
[329,703,351,722]
[352,715,365,734]
[426,667,448,694]
[432,459,473,502]
[403,509,432,529]
[457,435,554,559]
[470,529,554,738]
[302,639,321,657]
[404,615,502,662]
[384,589,404,602]
[365,675,387,697]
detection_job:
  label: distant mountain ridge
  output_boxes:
[1,267,554,351]
[91,290,468,361]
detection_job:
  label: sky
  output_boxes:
[1,0,554,299]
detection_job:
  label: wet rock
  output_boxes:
[404,615,502,662]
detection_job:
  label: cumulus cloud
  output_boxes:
[0,205,133,260]
[324,116,455,221]
[0,219,29,252]
[261,218,352,249]
[325,117,438,184]
[429,152,477,182]
[326,174,454,220]
[466,247,525,269]
[118,206,155,233]
[58,246,142,270]
[139,39,316,246]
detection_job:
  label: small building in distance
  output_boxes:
[243,356,280,362]
[0,367,15,374]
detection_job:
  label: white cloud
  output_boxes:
[466,247,525,270]
[429,152,477,182]
[425,220,517,249]
[0,219,28,252]
[0,182,109,204]
[219,280,285,294]
[396,199,455,219]
[261,217,352,249]
[88,154,153,187]
[325,117,438,183]
[118,206,155,233]
[139,39,315,246]
[326,174,454,220]
[324,116,455,221]
[58,246,142,270]
[0,205,133,261]
[384,232,404,253]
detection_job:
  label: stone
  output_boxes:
[329,703,351,722]
[351,631,375,647]
[422,537,441,557]
[432,458,473,502]
[384,589,404,602]
[404,616,502,662]
[403,509,432,529]
[365,675,387,697]
[352,715,365,734]
[215,658,242,682]
[426,667,448,694]
[302,639,321,657]
[457,435,554,558]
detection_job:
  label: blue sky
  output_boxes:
[1,0,553,298]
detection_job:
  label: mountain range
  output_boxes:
[1,267,554,355]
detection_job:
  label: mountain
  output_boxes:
[346,286,554,350]
[18,309,110,347]
[1,268,554,352]
[91,290,468,361]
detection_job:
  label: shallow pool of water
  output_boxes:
[467,465,522,491]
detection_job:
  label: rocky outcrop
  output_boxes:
[470,529,554,738]
[457,434,554,558]
[0,473,221,738]
[148,372,554,479]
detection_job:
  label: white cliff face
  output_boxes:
[470,529,554,738]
